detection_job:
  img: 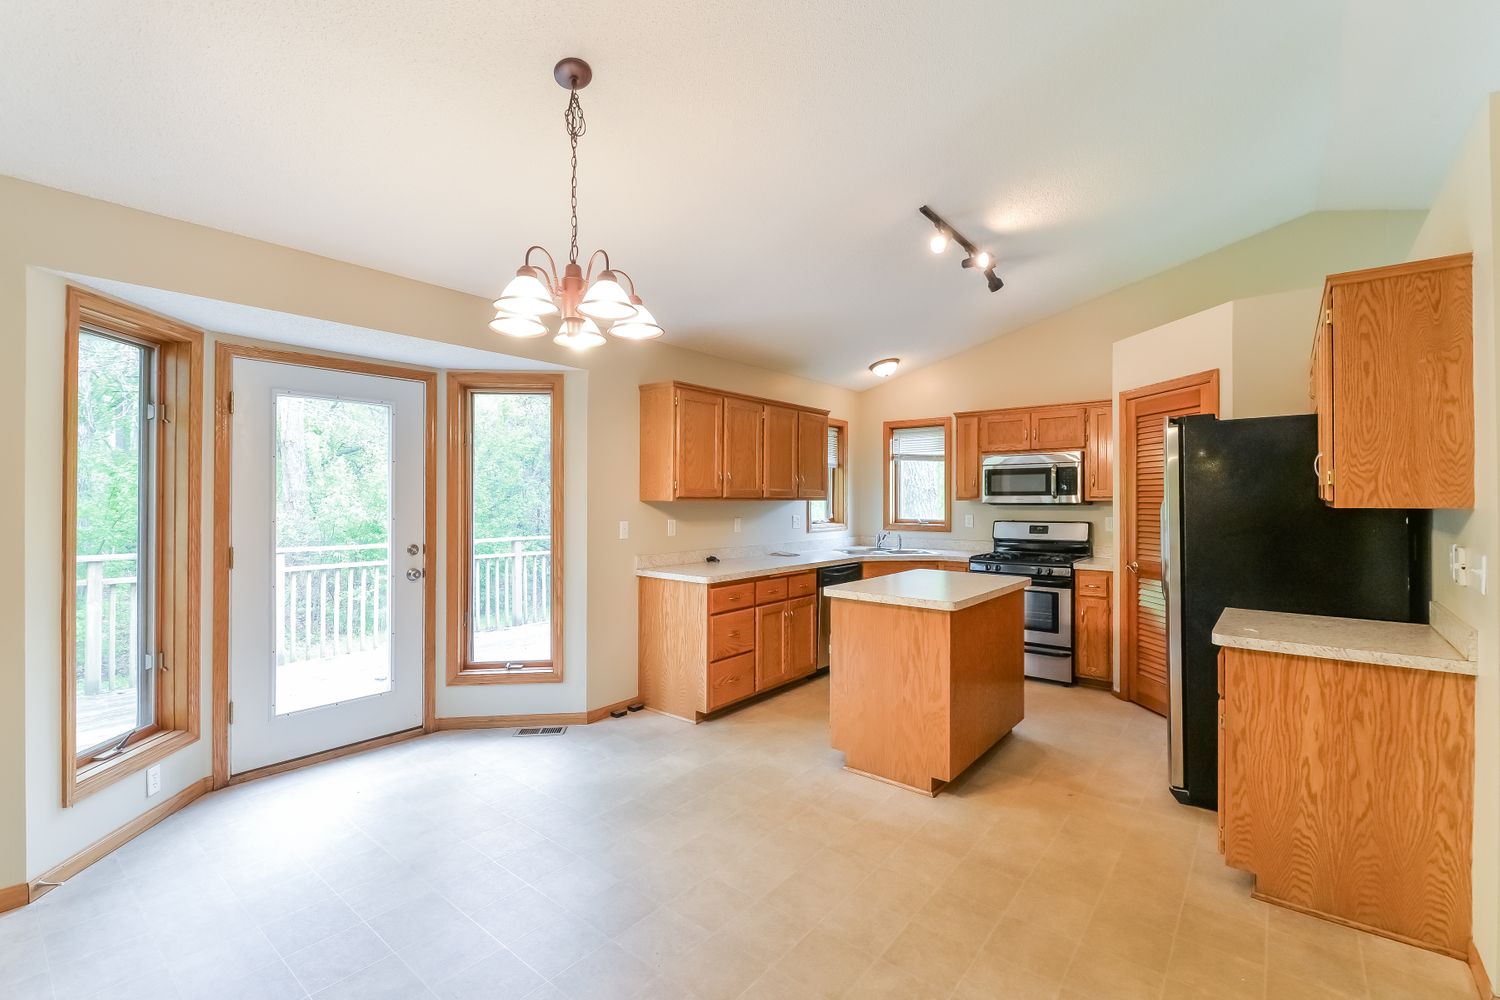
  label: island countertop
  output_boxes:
[824,569,1029,612]
[1212,607,1476,676]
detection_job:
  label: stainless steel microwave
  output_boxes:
[981,452,1084,504]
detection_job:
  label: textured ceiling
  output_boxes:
[4,1,1499,387]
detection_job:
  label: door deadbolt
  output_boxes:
[406,543,420,556]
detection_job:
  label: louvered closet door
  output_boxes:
[1120,376,1217,717]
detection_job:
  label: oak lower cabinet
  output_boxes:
[641,382,831,501]
[1310,254,1473,508]
[1073,569,1112,685]
[639,570,819,722]
[1217,646,1475,957]
[862,560,967,578]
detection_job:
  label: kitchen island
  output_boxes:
[826,569,1029,795]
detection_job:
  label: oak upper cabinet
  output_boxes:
[1031,405,1087,450]
[1083,402,1113,501]
[796,410,828,499]
[979,411,1031,452]
[640,382,831,501]
[762,405,800,499]
[722,396,764,498]
[954,414,981,500]
[1311,254,1474,508]
[1073,569,1112,685]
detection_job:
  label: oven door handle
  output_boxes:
[1024,644,1073,658]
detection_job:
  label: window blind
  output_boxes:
[826,425,840,465]
[890,424,945,457]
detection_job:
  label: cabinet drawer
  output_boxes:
[709,582,755,614]
[755,576,789,603]
[787,572,817,598]
[707,652,756,710]
[1076,570,1111,597]
[709,608,755,661]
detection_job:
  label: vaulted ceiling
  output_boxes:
[4,2,1499,386]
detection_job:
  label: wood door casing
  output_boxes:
[762,405,799,499]
[1119,370,1219,716]
[722,397,764,498]
[675,388,724,498]
[796,410,828,499]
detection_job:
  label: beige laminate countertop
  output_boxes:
[824,569,1029,612]
[635,549,977,585]
[1212,608,1477,676]
[1074,556,1114,572]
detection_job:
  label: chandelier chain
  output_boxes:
[565,90,586,265]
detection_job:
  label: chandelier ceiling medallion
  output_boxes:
[490,57,663,349]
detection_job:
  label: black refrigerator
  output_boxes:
[1164,414,1429,809]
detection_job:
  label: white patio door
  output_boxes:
[229,358,425,774]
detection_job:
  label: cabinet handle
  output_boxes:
[728,631,739,638]
[1313,452,1322,485]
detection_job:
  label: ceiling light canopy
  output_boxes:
[869,357,900,378]
[489,58,664,351]
[919,205,1003,293]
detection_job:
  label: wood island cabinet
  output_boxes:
[640,382,830,501]
[1073,568,1112,685]
[1310,254,1473,508]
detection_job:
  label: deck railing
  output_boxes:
[76,535,553,673]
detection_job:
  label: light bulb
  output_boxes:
[868,358,900,378]
[974,251,992,269]
[578,271,637,321]
[489,313,547,338]
[929,232,948,254]
[554,316,606,350]
[609,297,664,340]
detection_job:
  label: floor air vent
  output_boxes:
[514,726,567,737]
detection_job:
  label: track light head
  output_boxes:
[929,232,948,254]
[917,205,1004,293]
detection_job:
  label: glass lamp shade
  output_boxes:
[577,272,637,321]
[608,297,664,340]
[489,312,548,338]
[554,316,606,350]
[868,357,900,377]
[494,270,558,318]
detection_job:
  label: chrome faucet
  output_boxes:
[875,531,891,551]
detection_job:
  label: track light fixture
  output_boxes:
[918,205,1003,292]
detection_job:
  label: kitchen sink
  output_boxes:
[839,547,934,556]
[881,548,934,555]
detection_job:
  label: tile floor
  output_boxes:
[0,677,1477,999]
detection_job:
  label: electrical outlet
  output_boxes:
[618,520,629,540]
[1451,544,1468,585]
[666,518,676,537]
[964,513,974,529]
[1105,515,1115,532]
[791,512,803,530]
[733,517,742,534]
[146,765,161,797]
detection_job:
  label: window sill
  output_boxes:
[68,728,198,806]
[883,522,951,533]
[450,665,564,686]
[807,522,847,534]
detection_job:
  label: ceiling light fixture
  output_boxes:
[869,358,901,378]
[490,58,664,349]
[919,205,1003,293]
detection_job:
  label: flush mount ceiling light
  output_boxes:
[869,358,901,378]
[489,57,664,350]
[919,205,1003,293]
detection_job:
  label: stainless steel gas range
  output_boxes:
[968,520,1092,684]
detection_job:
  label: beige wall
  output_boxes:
[0,175,858,883]
[853,210,1423,562]
[1406,95,1500,981]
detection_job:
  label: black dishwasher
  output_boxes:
[816,562,863,670]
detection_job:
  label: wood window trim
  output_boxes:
[446,371,565,685]
[883,417,952,532]
[807,417,848,532]
[62,287,203,807]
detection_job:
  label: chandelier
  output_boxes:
[490,58,663,349]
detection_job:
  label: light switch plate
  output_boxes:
[1105,515,1115,532]
[733,517,742,534]
[618,520,629,540]
[964,514,974,529]
[146,765,161,797]
[666,519,676,537]
[791,512,803,530]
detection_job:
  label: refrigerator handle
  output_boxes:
[1163,421,1187,793]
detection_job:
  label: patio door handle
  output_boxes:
[405,568,424,581]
